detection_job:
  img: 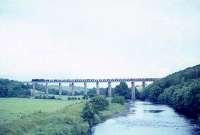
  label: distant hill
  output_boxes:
[140,64,200,117]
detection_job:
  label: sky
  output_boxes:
[0,0,200,81]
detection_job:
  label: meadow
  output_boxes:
[0,98,125,135]
[0,98,77,124]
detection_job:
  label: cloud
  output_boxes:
[0,0,199,81]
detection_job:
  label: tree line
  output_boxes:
[138,64,200,118]
[0,79,31,97]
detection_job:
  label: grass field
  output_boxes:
[0,98,126,135]
[0,98,78,124]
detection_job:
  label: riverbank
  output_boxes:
[90,102,129,135]
[0,98,126,135]
[92,101,200,135]
[139,65,200,119]
[99,102,128,120]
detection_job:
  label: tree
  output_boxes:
[81,102,96,128]
[81,95,109,129]
[90,96,109,112]
[114,82,131,99]
[138,64,200,118]
[0,79,30,97]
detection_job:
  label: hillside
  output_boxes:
[140,64,200,117]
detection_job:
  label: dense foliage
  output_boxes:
[89,96,109,111]
[81,96,109,129]
[139,64,200,117]
[114,82,131,99]
[81,102,99,128]
[0,79,30,97]
[158,79,200,115]
[111,96,125,105]
[35,95,56,99]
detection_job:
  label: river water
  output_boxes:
[93,101,200,135]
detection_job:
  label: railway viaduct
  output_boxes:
[31,78,159,100]
[31,78,160,100]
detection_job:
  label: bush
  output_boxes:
[35,95,42,99]
[111,96,125,105]
[90,96,109,112]
[81,102,96,128]
[48,96,56,99]
[68,96,82,100]
[56,97,62,100]
[35,95,55,99]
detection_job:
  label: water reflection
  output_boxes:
[143,110,164,113]
[93,101,200,135]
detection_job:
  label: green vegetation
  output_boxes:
[113,82,131,99]
[139,64,200,117]
[68,96,82,100]
[35,95,56,99]
[89,96,109,111]
[158,79,200,115]
[0,78,131,134]
[111,96,125,105]
[100,103,126,119]
[81,96,126,130]
[0,102,88,135]
[81,96,109,128]
[34,84,86,96]
[0,97,126,135]
[0,79,30,97]
[0,98,76,124]
[81,102,98,128]
[0,98,86,135]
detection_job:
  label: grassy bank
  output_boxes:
[0,98,126,135]
[100,103,127,120]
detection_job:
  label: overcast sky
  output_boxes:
[0,0,200,81]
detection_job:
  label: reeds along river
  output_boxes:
[92,101,200,135]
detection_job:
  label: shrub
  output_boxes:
[56,97,62,100]
[90,96,109,112]
[111,96,125,105]
[48,96,56,99]
[35,95,42,99]
[81,102,96,128]
[34,95,55,99]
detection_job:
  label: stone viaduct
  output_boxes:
[31,78,159,100]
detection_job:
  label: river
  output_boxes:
[92,101,200,135]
